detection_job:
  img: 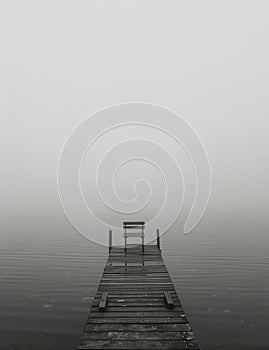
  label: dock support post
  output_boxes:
[156,229,160,250]
[109,230,112,254]
[124,226,127,256]
[142,226,144,254]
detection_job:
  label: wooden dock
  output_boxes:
[77,232,200,349]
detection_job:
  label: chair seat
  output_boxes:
[124,225,145,229]
[124,232,144,237]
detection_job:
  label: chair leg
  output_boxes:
[124,233,127,256]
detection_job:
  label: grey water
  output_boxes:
[1,216,268,350]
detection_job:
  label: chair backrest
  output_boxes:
[123,221,145,229]
[123,222,145,237]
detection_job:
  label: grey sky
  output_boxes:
[1,1,269,238]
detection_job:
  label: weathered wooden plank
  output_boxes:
[93,296,179,302]
[106,262,165,266]
[164,291,174,309]
[108,255,160,259]
[109,252,159,256]
[106,262,163,265]
[87,317,189,324]
[88,311,186,318]
[103,270,168,273]
[99,282,174,286]
[94,303,182,308]
[104,268,168,272]
[99,287,176,291]
[98,289,176,292]
[95,291,178,297]
[111,245,155,249]
[100,282,174,286]
[96,290,179,301]
[110,248,157,251]
[91,306,184,312]
[98,292,108,311]
[103,269,168,274]
[105,262,165,273]
[81,331,195,340]
[92,300,181,307]
[103,269,169,279]
[98,287,176,292]
[108,251,158,254]
[109,250,156,253]
[101,279,172,283]
[104,265,167,270]
[78,339,200,349]
[93,296,180,303]
[101,274,171,279]
[102,273,169,277]
[85,323,191,332]
[108,256,163,260]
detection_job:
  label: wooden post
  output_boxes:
[99,292,108,311]
[109,230,112,254]
[142,226,144,254]
[124,227,127,256]
[164,291,174,309]
[156,229,160,250]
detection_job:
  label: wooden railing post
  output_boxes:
[142,225,144,254]
[109,230,112,253]
[156,229,160,250]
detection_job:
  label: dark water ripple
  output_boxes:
[0,222,268,350]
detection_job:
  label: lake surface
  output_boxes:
[1,216,268,350]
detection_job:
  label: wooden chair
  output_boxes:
[123,221,145,256]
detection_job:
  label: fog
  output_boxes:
[1,1,269,241]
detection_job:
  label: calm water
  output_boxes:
[1,217,268,350]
